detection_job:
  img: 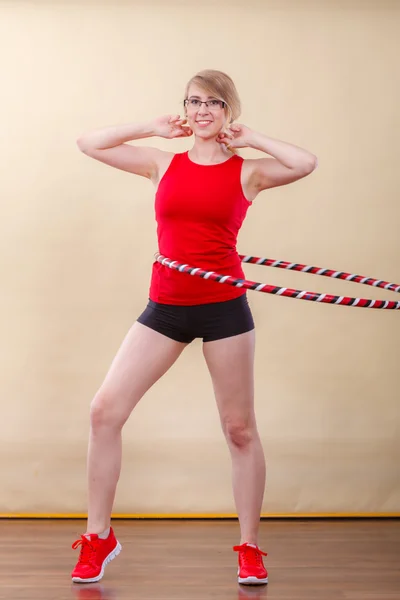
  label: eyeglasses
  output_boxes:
[184,98,226,111]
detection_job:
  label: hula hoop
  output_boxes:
[155,253,400,310]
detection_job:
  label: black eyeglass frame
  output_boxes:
[183,98,226,109]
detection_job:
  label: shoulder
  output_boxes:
[240,157,277,202]
[152,150,183,187]
[155,149,176,169]
[240,157,259,187]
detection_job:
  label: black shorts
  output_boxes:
[137,294,254,343]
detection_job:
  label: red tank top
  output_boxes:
[149,151,251,305]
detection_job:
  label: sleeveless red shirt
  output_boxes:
[149,151,251,305]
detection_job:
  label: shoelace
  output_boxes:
[72,535,98,565]
[233,543,267,567]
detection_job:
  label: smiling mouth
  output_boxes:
[196,120,213,126]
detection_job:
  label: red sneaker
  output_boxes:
[71,528,121,583]
[233,543,268,585]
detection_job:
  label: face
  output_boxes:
[185,84,227,140]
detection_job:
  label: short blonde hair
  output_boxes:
[184,69,241,127]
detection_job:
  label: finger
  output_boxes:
[169,115,181,123]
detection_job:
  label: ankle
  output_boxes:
[240,539,258,547]
[86,526,110,539]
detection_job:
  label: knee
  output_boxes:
[222,417,256,449]
[90,390,126,432]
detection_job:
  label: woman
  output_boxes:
[71,69,317,586]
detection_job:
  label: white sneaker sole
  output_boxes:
[238,576,269,585]
[238,569,268,585]
[72,541,122,583]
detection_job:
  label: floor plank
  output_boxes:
[1,519,399,600]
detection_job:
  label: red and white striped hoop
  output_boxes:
[155,253,400,310]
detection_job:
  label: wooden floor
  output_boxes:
[1,519,399,600]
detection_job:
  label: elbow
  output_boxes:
[296,154,318,177]
[77,133,99,154]
[76,136,90,154]
[305,154,318,174]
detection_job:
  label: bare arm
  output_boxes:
[246,130,318,191]
[76,115,191,179]
[218,125,318,192]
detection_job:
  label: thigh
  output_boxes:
[96,321,187,422]
[202,329,256,424]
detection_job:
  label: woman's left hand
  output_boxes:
[216,123,253,149]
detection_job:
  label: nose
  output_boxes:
[198,102,211,116]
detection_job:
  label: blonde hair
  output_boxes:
[184,69,241,129]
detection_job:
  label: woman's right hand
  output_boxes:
[152,115,192,139]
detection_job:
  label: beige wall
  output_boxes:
[1,0,399,516]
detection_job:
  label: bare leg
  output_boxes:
[87,322,187,533]
[203,330,266,545]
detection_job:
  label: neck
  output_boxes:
[189,137,232,164]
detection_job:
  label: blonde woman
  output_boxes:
[72,70,317,585]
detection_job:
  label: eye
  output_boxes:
[210,99,221,107]
[189,98,200,106]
